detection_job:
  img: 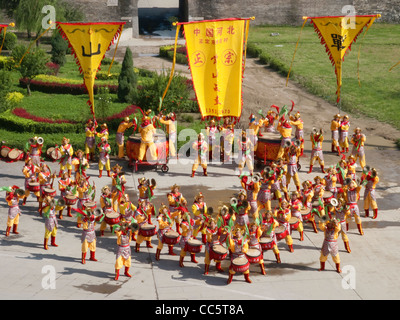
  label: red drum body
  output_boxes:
[289,217,300,231]
[43,188,56,197]
[126,134,169,163]
[275,225,288,241]
[28,182,40,192]
[64,195,77,206]
[301,207,311,222]
[187,239,202,253]
[83,201,97,210]
[139,223,157,237]
[232,257,250,273]
[255,133,282,164]
[210,244,228,261]
[246,248,262,264]
[105,211,120,226]
[163,231,180,245]
[260,236,275,251]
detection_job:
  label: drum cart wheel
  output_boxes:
[161,164,169,173]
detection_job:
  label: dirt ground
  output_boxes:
[107,40,400,208]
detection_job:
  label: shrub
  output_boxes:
[0,32,17,51]
[118,47,137,103]
[19,77,118,95]
[5,91,24,109]
[0,56,15,71]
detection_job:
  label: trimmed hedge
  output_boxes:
[19,77,118,95]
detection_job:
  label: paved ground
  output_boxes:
[1,36,400,301]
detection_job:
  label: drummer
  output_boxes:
[248,221,267,275]
[331,114,341,155]
[240,174,260,220]
[191,132,209,177]
[58,136,74,178]
[134,199,155,252]
[227,226,252,284]
[257,166,274,212]
[85,119,97,161]
[4,186,24,236]
[114,222,133,280]
[346,155,357,181]
[80,205,104,264]
[324,166,339,198]
[72,149,89,182]
[191,192,208,243]
[96,123,109,141]
[27,136,43,166]
[301,180,318,233]
[231,190,251,232]
[289,191,304,241]
[37,163,56,215]
[220,122,235,163]
[76,176,91,228]
[178,209,197,268]
[97,136,111,178]
[157,112,177,158]
[116,117,135,159]
[318,218,342,273]
[138,115,157,162]
[262,109,278,133]
[57,171,75,219]
[42,196,59,250]
[21,156,40,206]
[261,210,281,264]
[119,193,137,224]
[155,204,178,260]
[333,197,352,253]
[361,167,379,219]
[273,200,294,253]
[167,184,186,234]
[111,164,127,211]
[248,113,263,153]
[204,217,227,275]
[289,111,304,156]
[308,128,326,174]
[137,177,156,223]
[285,144,301,193]
[336,158,348,187]
[99,185,114,237]
[237,131,255,177]
[339,115,350,154]
[276,117,292,160]
[205,119,220,162]
[343,179,364,236]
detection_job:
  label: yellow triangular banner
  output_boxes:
[57,22,125,118]
[309,15,379,102]
[287,15,380,103]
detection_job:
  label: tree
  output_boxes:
[117,47,137,103]
[50,29,68,67]
[12,44,49,95]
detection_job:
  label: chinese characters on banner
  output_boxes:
[56,22,125,118]
[179,18,252,121]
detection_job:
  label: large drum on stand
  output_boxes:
[255,132,281,167]
[126,133,169,173]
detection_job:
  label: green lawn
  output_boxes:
[247,23,400,131]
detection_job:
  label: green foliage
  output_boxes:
[0,32,17,51]
[5,91,24,109]
[96,87,112,121]
[0,69,14,112]
[131,70,197,114]
[117,47,137,103]
[50,29,68,67]
[12,44,50,95]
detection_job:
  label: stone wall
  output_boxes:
[61,0,400,33]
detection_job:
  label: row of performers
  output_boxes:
[3,159,378,283]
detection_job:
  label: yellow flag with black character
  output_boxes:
[57,22,125,118]
[287,15,380,103]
